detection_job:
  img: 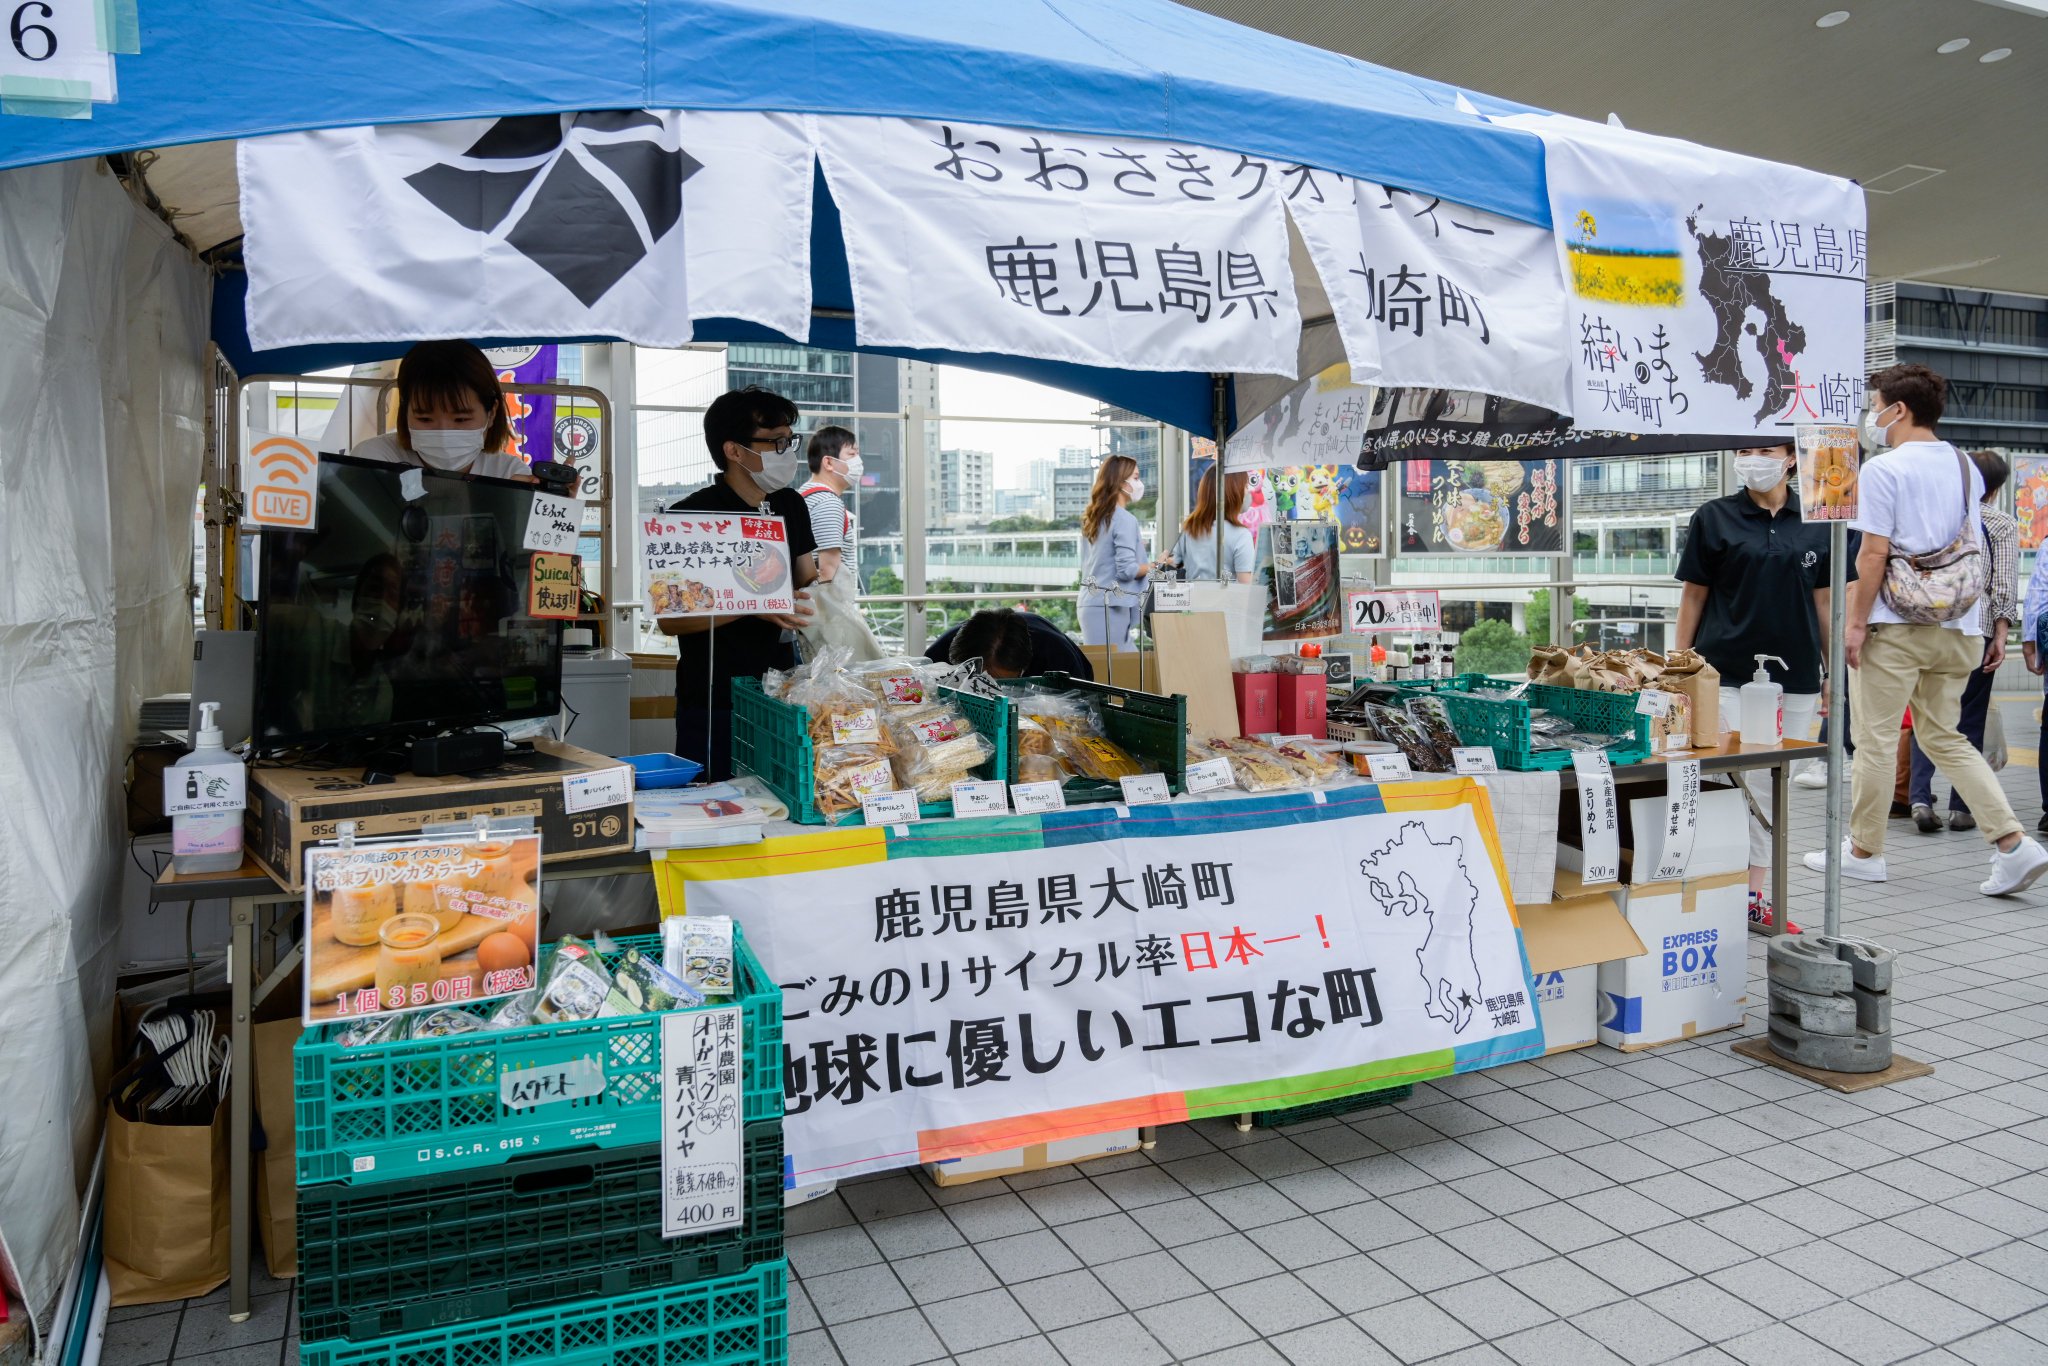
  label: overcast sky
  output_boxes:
[937,365,1116,487]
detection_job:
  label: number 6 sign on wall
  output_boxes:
[1,0,123,111]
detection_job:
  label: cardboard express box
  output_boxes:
[1557,785,1749,1050]
[247,739,633,889]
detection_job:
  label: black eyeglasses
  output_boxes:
[750,433,801,454]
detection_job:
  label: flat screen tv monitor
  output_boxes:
[252,455,563,754]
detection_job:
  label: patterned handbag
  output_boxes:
[1879,447,1986,624]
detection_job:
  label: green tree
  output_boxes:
[868,565,903,597]
[1456,618,1532,677]
[1524,589,1590,647]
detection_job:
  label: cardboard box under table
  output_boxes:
[1518,886,1645,1054]
[1557,786,1750,1051]
[246,739,633,890]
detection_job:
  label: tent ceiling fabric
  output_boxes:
[0,0,1556,226]
[1190,0,2048,295]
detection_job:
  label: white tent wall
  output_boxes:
[0,157,209,1342]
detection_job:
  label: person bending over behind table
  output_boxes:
[1167,467,1259,583]
[351,340,535,482]
[1077,454,1149,650]
[660,386,817,781]
[925,607,1093,681]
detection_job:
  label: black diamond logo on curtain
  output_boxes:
[404,112,702,306]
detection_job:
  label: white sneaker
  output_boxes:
[1793,768,1828,790]
[1803,839,1887,882]
[1980,836,2048,897]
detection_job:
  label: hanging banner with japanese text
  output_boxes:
[815,116,1301,377]
[1287,176,1571,413]
[242,110,815,350]
[1225,364,1376,472]
[1356,386,1750,467]
[1501,114,1867,439]
[654,785,1545,1184]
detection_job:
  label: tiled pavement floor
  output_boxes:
[117,713,2048,1365]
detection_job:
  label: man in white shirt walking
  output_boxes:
[1806,364,2048,895]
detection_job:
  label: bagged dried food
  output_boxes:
[855,656,936,710]
[612,946,705,1012]
[891,707,995,800]
[1404,695,1462,770]
[533,936,632,1023]
[485,990,539,1031]
[813,744,897,817]
[1363,704,1438,771]
[1015,752,1071,784]
[1270,737,1344,784]
[663,916,736,998]
[337,1013,409,1048]
[411,1007,487,1038]
[1201,737,1302,792]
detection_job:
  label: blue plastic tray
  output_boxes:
[623,752,704,788]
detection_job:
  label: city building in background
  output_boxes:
[1095,405,1158,491]
[936,447,995,526]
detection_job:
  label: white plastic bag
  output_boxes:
[799,570,885,663]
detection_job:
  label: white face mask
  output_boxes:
[410,427,487,470]
[1862,403,1898,452]
[837,453,865,484]
[740,445,801,492]
[1734,454,1789,491]
[1124,477,1145,501]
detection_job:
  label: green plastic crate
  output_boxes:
[299,1125,786,1342]
[1430,674,1652,772]
[1006,673,1189,805]
[294,930,781,1187]
[731,678,1009,825]
[1250,1083,1413,1128]
[300,1258,788,1366]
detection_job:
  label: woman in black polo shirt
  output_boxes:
[1675,441,1844,929]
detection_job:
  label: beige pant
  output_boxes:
[1850,623,2019,854]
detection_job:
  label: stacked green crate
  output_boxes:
[293,928,790,1365]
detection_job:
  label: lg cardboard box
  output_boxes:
[926,1129,1140,1187]
[1557,786,1750,1050]
[247,739,632,890]
[1519,887,1645,1054]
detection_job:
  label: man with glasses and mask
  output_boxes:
[661,386,818,780]
[1675,437,1844,930]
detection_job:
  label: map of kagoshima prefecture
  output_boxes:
[1360,822,1484,1033]
[1687,205,1810,424]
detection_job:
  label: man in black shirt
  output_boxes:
[1675,440,1848,928]
[662,387,818,779]
[924,607,1094,680]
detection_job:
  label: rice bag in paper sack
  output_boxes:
[1658,649,1722,746]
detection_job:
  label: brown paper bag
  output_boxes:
[104,1099,230,1305]
[252,1018,304,1278]
[1528,645,1589,687]
[1659,649,1722,746]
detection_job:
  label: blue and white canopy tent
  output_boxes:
[0,1,1864,1349]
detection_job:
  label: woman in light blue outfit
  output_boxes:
[1168,468,1259,583]
[1077,454,1149,650]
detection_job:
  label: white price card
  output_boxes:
[564,766,633,813]
[660,1006,745,1239]
[1151,580,1194,612]
[1119,773,1172,806]
[1570,751,1622,885]
[1635,689,1673,717]
[1184,757,1236,794]
[1011,781,1067,814]
[861,790,921,827]
[1451,747,1499,775]
[523,491,582,553]
[162,762,247,817]
[949,780,1009,818]
[1346,588,1442,635]
[1649,759,1702,883]
[1365,752,1415,784]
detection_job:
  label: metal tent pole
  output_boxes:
[1825,519,1847,935]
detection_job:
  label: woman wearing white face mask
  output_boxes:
[1675,439,1848,930]
[1077,455,1150,651]
[351,340,536,482]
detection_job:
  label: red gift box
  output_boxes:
[1277,673,1328,739]
[1232,673,1279,735]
